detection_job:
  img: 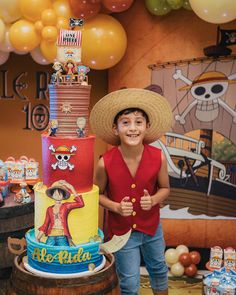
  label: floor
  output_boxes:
[139,272,203,295]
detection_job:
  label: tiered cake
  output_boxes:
[24,27,105,277]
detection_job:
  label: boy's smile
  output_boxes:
[113,111,149,146]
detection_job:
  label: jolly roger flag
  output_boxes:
[218,29,236,46]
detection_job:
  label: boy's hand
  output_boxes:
[119,196,133,216]
[140,189,152,211]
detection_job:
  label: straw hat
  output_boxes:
[90,88,173,146]
[46,180,71,200]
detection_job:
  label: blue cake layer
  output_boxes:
[26,229,104,274]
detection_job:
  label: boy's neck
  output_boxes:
[118,143,144,159]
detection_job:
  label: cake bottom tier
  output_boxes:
[25,228,105,276]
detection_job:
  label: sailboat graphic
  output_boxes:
[148,55,236,248]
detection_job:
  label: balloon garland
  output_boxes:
[0,0,131,68]
[0,0,235,67]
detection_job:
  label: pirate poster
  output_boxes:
[149,55,236,248]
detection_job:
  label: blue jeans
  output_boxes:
[46,236,69,246]
[114,223,168,295]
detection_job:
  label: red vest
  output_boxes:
[103,144,162,238]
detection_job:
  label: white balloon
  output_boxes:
[189,0,236,24]
[0,25,14,52]
[30,47,51,65]
[0,19,6,43]
[165,248,179,265]
[176,245,189,256]
[13,49,28,55]
[170,262,185,277]
[0,50,10,65]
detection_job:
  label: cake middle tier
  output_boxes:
[42,134,95,192]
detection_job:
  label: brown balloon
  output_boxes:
[178,253,192,267]
[89,0,101,3]
[189,251,201,265]
[184,263,198,277]
[102,0,134,13]
[69,0,101,20]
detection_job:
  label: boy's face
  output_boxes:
[113,111,150,146]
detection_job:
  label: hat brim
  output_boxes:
[46,186,70,200]
[90,88,173,146]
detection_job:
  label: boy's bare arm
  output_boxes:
[141,152,170,210]
[94,157,133,216]
[152,152,170,206]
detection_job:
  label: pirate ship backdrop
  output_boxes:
[149,54,236,248]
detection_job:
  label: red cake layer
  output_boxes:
[48,84,91,137]
[42,134,95,192]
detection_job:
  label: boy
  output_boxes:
[90,88,173,295]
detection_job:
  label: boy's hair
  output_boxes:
[113,108,149,125]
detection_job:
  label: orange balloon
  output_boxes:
[42,26,58,42]
[69,0,101,20]
[53,0,72,19]
[20,0,51,22]
[41,9,57,26]
[81,14,127,70]
[102,0,134,12]
[9,20,41,52]
[40,40,57,62]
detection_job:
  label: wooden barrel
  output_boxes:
[8,251,120,295]
[0,193,34,280]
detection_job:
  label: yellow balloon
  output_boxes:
[0,0,22,23]
[40,40,57,62]
[20,0,51,22]
[0,19,6,43]
[34,20,44,34]
[41,9,57,26]
[81,14,127,70]
[189,0,236,24]
[42,26,58,42]
[9,20,41,52]
[53,0,72,19]
[56,16,70,30]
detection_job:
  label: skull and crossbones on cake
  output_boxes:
[173,70,236,124]
[49,144,77,170]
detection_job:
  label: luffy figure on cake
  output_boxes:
[37,181,84,246]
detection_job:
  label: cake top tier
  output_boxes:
[48,84,91,138]
[48,21,92,138]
